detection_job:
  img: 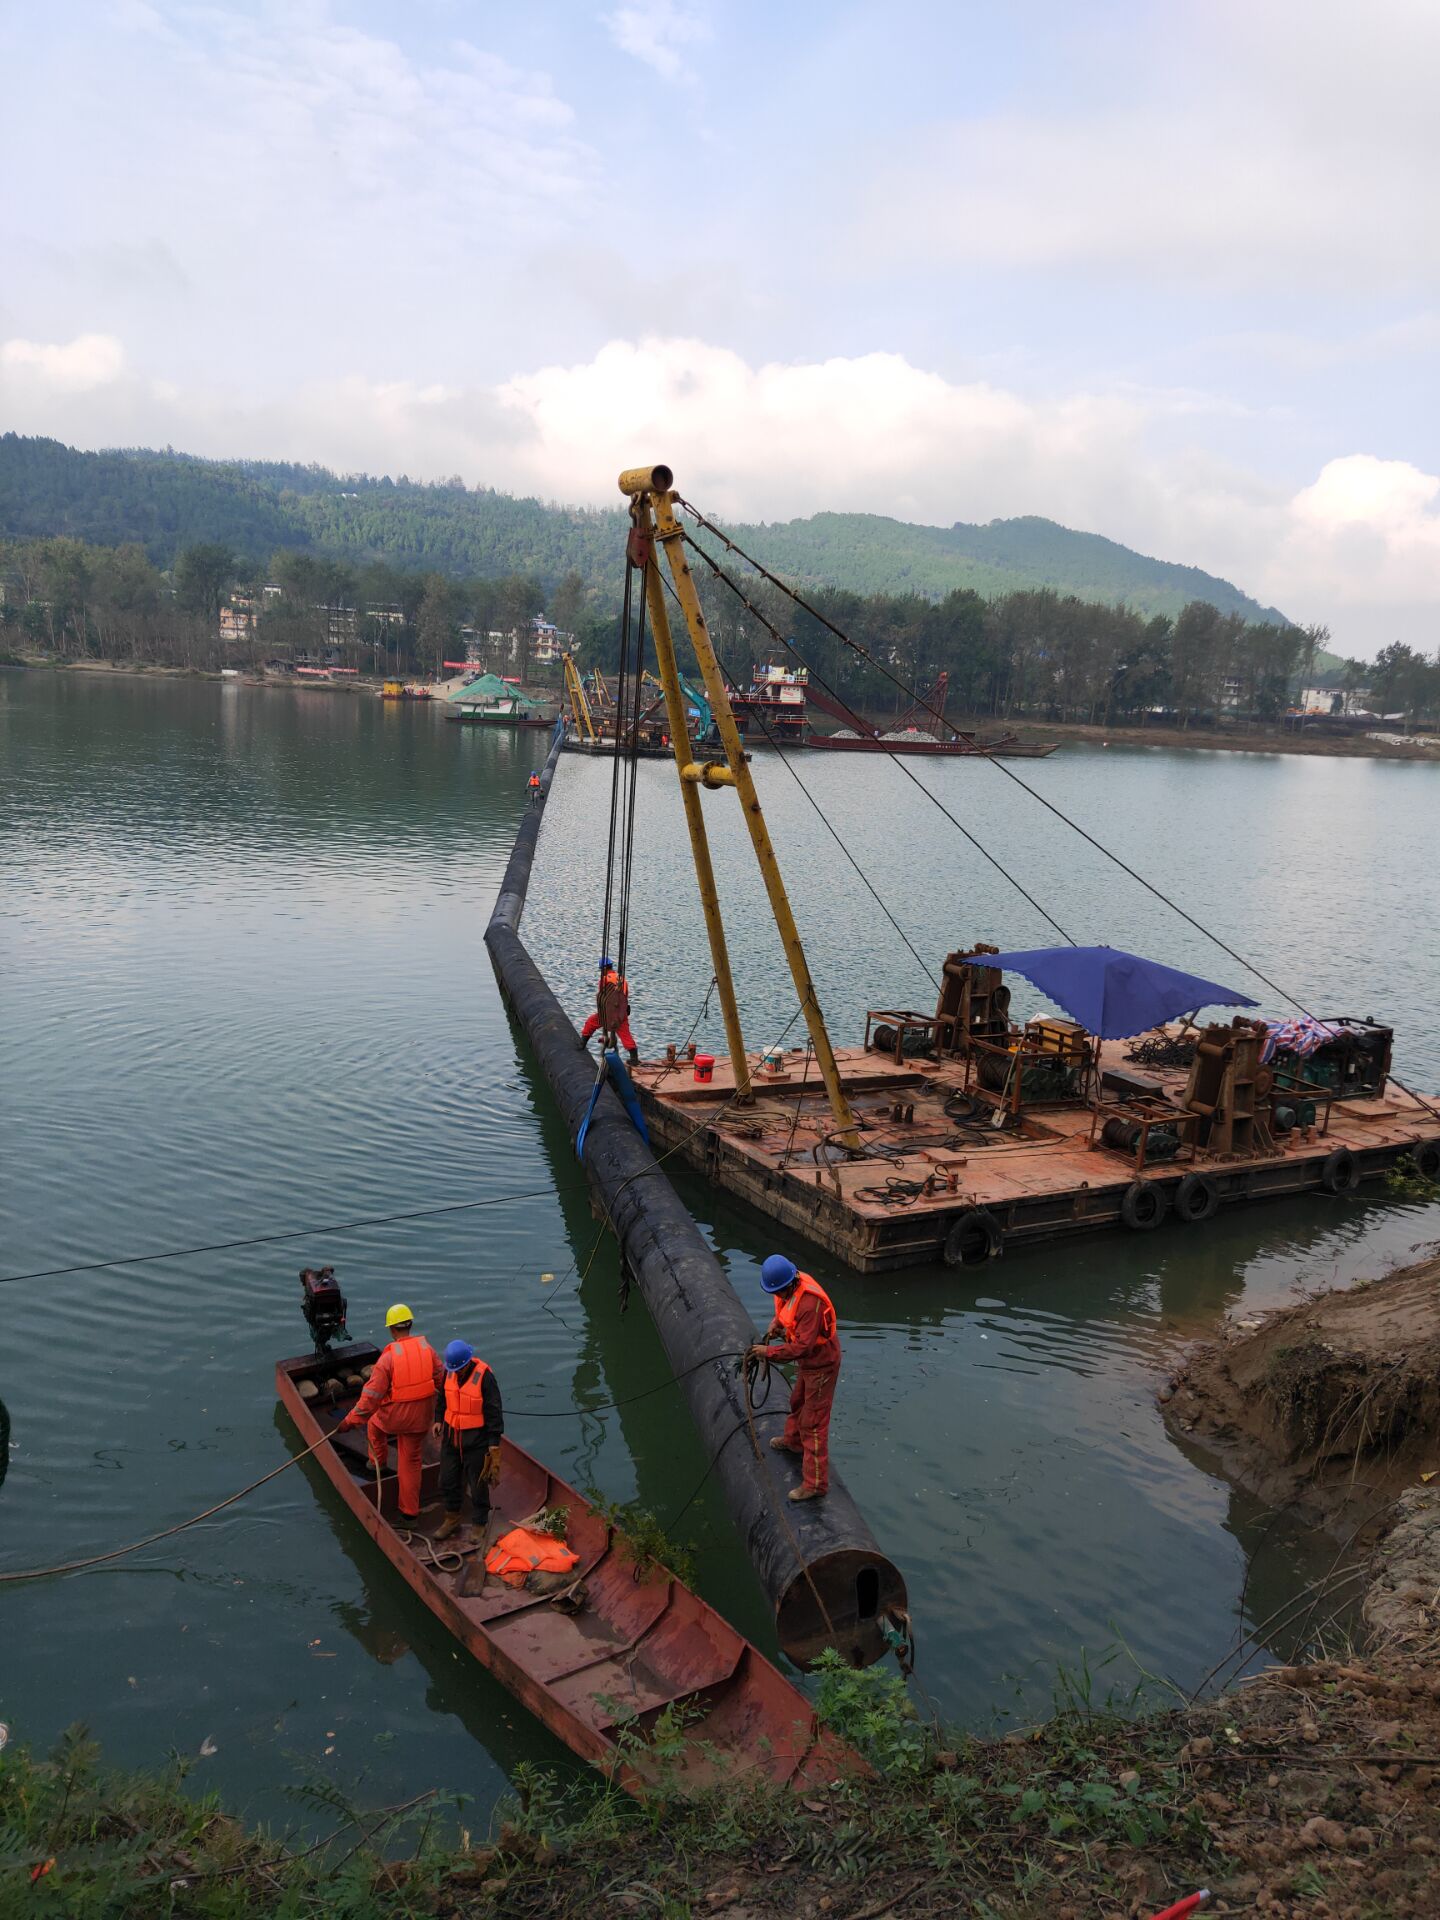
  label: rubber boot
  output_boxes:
[435,1511,464,1541]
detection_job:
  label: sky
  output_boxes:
[1,0,1437,654]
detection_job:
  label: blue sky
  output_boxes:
[1,0,1437,652]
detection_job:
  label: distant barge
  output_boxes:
[630,950,1440,1275]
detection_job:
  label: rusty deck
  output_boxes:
[630,1045,1440,1274]
[277,1347,855,1794]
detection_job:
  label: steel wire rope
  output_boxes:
[679,526,1073,944]
[653,566,941,992]
[679,497,1440,1121]
[0,1188,571,1288]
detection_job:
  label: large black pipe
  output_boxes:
[485,732,906,1666]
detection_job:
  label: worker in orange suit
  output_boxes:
[749,1255,841,1502]
[579,954,639,1064]
[338,1302,443,1519]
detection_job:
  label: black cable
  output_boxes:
[0,1187,568,1286]
[682,529,1074,945]
[654,567,939,993]
[510,1346,747,1418]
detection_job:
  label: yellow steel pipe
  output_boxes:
[632,493,753,1103]
[618,464,674,497]
[680,762,735,787]
[649,487,861,1150]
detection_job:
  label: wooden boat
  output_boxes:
[276,1344,856,1795]
[806,730,1056,758]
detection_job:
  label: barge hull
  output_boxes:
[631,1049,1440,1275]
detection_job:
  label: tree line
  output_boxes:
[5,531,1437,728]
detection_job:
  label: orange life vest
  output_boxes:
[774,1273,836,1343]
[443,1358,492,1433]
[484,1525,580,1589]
[528,774,540,788]
[387,1332,437,1404]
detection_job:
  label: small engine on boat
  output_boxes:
[300,1265,348,1352]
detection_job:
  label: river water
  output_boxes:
[3,669,1439,1829]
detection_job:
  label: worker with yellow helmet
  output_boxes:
[339,1302,443,1519]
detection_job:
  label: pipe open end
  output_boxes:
[617,464,674,496]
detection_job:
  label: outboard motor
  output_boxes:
[300,1265,349,1353]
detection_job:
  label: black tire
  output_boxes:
[1321,1147,1359,1195]
[942,1207,1003,1268]
[1410,1141,1440,1180]
[1173,1172,1219,1224]
[1120,1180,1168,1231]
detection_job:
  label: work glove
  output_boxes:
[338,1413,359,1431]
[481,1445,503,1488]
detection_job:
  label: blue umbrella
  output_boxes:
[979,946,1258,1041]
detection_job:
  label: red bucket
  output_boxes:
[693,1053,715,1083]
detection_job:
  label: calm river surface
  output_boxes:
[3,669,1439,1829]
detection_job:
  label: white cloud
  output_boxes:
[0,333,127,393]
[3,331,1437,652]
[851,1,1440,293]
[601,1,710,83]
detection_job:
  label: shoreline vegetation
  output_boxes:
[8,514,1440,745]
[13,1255,1440,1916]
[8,654,1440,761]
[8,1614,1440,1916]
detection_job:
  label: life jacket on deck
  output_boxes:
[388,1333,438,1404]
[528,774,540,789]
[484,1525,580,1589]
[596,969,631,1028]
[774,1273,837,1345]
[443,1358,492,1433]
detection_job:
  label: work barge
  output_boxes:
[579,463,1440,1278]
[630,956,1440,1274]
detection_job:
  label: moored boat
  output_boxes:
[275,1341,857,1794]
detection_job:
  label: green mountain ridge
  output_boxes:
[0,433,1286,626]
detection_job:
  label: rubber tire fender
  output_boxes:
[1120,1180,1168,1232]
[1410,1140,1440,1181]
[1321,1146,1359,1194]
[1173,1171,1220,1224]
[942,1207,1003,1268]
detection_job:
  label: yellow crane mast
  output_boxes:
[617,463,860,1150]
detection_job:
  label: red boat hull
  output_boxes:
[276,1346,856,1795]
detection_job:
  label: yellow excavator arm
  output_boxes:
[561,652,597,743]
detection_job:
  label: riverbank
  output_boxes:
[10,1625,1440,1917]
[1161,1245,1440,1541]
[1020,715,1440,761]
[13,657,1440,759]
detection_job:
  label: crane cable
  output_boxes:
[653,566,940,992]
[678,497,1440,1121]
[680,526,1073,943]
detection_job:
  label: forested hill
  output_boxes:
[0,433,1284,623]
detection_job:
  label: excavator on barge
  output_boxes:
[603,464,1440,1276]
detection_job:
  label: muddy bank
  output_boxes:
[1023,716,1440,761]
[1161,1251,1440,1540]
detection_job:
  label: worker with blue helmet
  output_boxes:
[433,1337,505,1542]
[750,1254,841,1502]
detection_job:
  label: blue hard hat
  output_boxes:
[761,1255,798,1294]
[599,955,615,971]
[443,1339,474,1372]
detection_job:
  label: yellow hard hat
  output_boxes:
[384,1302,414,1329]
